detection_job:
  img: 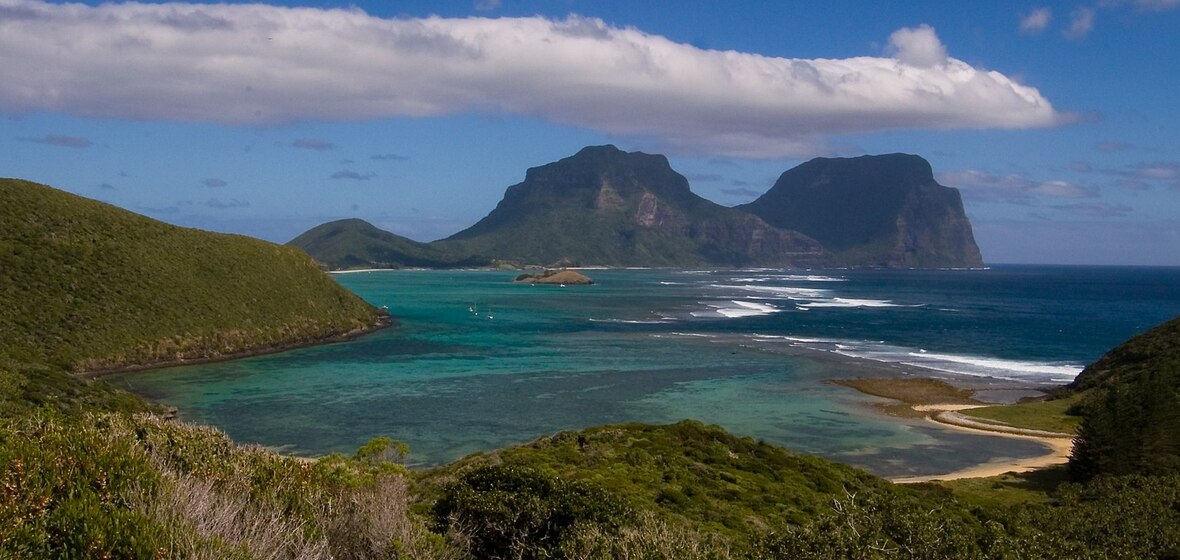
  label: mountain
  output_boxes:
[0,178,385,384]
[432,145,827,267]
[739,153,984,268]
[288,218,488,270]
[294,147,984,269]
[1068,315,1180,479]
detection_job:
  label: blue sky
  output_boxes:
[2,0,1178,265]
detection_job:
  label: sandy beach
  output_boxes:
[825,375,1075,483]
[889,402,1074,483]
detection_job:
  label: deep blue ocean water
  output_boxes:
[111,265,1180,477]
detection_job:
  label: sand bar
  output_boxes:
[884,401,1074,483]
[891,406,1073,483]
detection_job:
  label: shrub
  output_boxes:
[434,464,630,559]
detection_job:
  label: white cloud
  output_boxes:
[1019,8,1052,34]
[885,24,947,68]
[1064,7,1096,39]
[938,169,1097,201]
[1132,162,1180,180]
[0,1,1061,158]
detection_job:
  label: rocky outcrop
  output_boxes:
[513,269,594,285]
[739,154,984,268]
[433,145,828,267]
[293,148,984,270]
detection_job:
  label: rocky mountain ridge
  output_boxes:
[291,146,983,269]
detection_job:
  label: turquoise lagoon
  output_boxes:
[111,266,1180,477]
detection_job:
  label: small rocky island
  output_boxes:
[513,269,594,285]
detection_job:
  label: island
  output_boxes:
[512,269,594,285]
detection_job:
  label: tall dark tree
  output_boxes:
[1069,317,1180,480]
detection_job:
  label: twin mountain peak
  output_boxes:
[289,145,984,269]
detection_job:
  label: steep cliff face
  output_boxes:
[739,154,984,268]
[293,148,985,269]
[435,145,827,267]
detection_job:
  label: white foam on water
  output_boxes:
[715,300,782,318]
[902,351,1084,378]
[653,332,716,338]
[745,334,1083,383]
[588,318,670,324]
[799,297,902,308]
[710,284,832,299]
[749,334,834,344]
[775,274,847,282]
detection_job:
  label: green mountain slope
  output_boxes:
[418,421,951,536]
[739,153,984,268]
[432,145,828,267]
[288,218,488,270]
[0,178,385,377]
[1068,315,1180,479]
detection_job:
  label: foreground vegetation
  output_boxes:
[5,413,1180,559]
[1066,315,1180,480]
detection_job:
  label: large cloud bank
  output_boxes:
[0,0,1060,157]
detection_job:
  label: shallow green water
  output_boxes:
[111,266,1180,476]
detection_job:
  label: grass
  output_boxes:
[1,178,382,375]
[287,218,485,270]
[958,394,1084,435]
[938,466,1068,509]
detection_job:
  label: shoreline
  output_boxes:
[77,313,394,379]
[95,306,1074,482]
[888,404,1074,483]
[824,375,1074,483]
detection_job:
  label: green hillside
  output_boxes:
[1068,315,1180,479]
[288,218,489,270]
[0,178,384,386]
[416,421,967,546]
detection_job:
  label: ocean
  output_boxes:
[110,265,1180,477]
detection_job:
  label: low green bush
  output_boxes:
[434,464,630,559]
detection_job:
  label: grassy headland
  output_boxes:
[959,395,1084,435]
[0,178,386,416]
[1,178,385,376]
